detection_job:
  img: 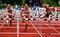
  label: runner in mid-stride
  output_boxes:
[6,4,13,26]
[45,5,52,21]
[40,4,52,21]
[21,4,30,32]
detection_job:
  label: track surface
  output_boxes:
[0,20,60,37]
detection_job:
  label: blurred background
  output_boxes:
[0,0,59,8]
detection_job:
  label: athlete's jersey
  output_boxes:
[45,7,52,14]
[22,7,30,18]
[23,7,30,14]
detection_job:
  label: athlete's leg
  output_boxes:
[6,20,9,26]
[48,14,52,20]
[10,20,12,26]
[6,15,9,26]
[25,18,28,32]
[40,14,45,19]
[22,16,25,23]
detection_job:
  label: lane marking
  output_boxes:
[42,21,60,33]
[0,21,6,29]
[0,32,60,35]
[1,27,60,29]
[17,18,19,37]
[30,21,43,37]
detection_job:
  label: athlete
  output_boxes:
[45,5,52,20]
[6,4,13,26]
[21,4,30,32]
[40,5,52,21]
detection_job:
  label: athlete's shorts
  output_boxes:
[8,10,12,13]
[23,14,29,21]
[45,13,51,17]
[6,14,12,20]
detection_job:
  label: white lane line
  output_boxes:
[0,24,4,28]
[17,18,19,37]
[16,11,20,37]
[43,21,60,33]
[26,21,60,25]
[0,32,38,34]
[0,21,5,29]
[0,32,60,35]
[16,10,20,37]
[1,27,60,29]
[0,23,60,25]
[51,33,60,35]
[30,21,43,37]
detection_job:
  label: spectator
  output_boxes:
[32,4,37,10]
[2,3,7,9]
[15,4,18,9]
[31,0,36,6]
[29,0,32,6]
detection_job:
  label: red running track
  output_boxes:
[0,20,60,37]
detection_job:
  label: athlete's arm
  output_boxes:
[6,13,9,18]
[27,8,30,13]
[44,8,47,14]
